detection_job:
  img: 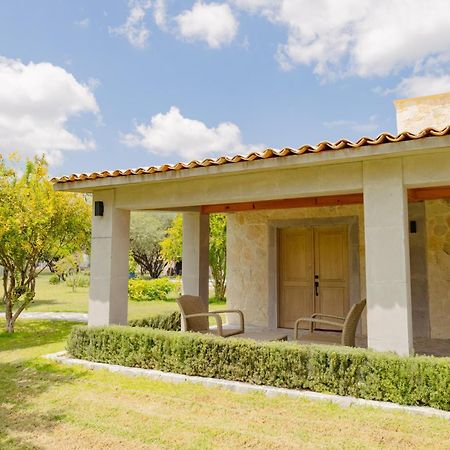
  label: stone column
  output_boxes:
[182,212,209,307]
[363,158,413,355]
[89,190,130,326]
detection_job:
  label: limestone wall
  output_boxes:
[227,201,450,339]
[426,199,450,339]
[394,92,450,134]
[226,205,366,330]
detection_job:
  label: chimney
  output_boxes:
[394,92,450,134]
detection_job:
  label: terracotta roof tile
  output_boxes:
[52,125,450,184]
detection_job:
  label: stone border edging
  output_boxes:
[44,351,450,420]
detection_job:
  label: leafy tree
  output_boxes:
[161,214,227,301]
[130,212,174,278]
[209,214,227,301]
[160,214,183,263]
[0,156,91,332]
[54,252,85,292]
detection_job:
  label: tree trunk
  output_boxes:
[4,295,14,333]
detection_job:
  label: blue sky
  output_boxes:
[0,0,449,176]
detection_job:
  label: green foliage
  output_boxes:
[160,214,183,263]
[128,278,174,302]
[129,311,181,331]
[160,214,227,300]
[128,251,137,275]
[67,326,450,411]
[130,212,174,278]
[66,274,89,288]
[0,155,91,332]
[48,274,61,285]
[209,214,227,301]
[54,252,86,292]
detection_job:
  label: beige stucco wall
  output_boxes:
[426,199,450,339]
[226,205,366,330]
[395,92,450,134]
[227,201,450,339]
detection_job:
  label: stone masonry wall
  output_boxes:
[227,201,450,339]
[226,205,366,329]
[426,199,450,339]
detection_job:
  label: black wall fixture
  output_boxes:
[94,201,104,217]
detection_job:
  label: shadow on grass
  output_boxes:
[0,360,87,449]
[0,320,87,449]
[0,320,77,352]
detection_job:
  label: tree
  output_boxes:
[130,212,174,278]
[0,156,91,332]
[54,252,84,292]
[208,214,227,301]
[160,214,183,264]
[160,214,227,301]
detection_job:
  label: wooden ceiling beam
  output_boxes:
[201,193,364,214]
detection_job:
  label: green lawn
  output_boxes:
[1,320,449,449]
[1,272,224,321]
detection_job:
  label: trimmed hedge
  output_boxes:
[66,326,450,411]
[129,311,181,331]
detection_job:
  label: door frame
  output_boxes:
[268,216,360,330]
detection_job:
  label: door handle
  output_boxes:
[314,275,319,296]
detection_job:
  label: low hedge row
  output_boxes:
[66,326,450,411]
[129,311,181,331]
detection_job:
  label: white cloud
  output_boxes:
[175,2,238,48]
[109,0,152,48]
[122,106,259,160]
[153,0,167,29]
[74,18,90,28]
[324,115,379,135]
[233,0,450,80]
[385,75,450,98]
[0,56,99,165]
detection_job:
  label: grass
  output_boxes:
[0,272,224,321]
[1,320,449,449]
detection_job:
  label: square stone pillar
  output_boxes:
[363,158,413,355]
[89,190,130,326]
[182,212,209,307]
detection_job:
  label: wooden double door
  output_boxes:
[278,224,349,329]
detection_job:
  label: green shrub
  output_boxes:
[67,326,450,411]
[128,277,173,302]
[66,274,89,288]
[48,274,60,285]
[129,311,181,331]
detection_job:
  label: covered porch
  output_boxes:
[54,129,450,357]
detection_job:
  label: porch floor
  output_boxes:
[277,328,450,357]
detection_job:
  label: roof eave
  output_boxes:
[53,134,450,193]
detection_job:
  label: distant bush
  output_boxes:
[129,311,181,331]
[48,274,60,285]
[68,326,450,411]
[128,277,173,302]
[66,274,89,288]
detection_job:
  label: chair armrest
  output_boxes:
[214,309,244,332]
[311,313,345,321]
[294,317,344,339]
[184,313,223,336]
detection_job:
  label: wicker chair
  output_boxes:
[176,295,244,337]
[294,299,366,347]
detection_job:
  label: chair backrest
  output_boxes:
[176,295,209,332]
[342,299,366,347]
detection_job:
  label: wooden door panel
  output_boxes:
[279,286,313,329]
[278,228,314,329]
[314,225,349,330]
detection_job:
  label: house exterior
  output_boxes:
[53,93,450,356]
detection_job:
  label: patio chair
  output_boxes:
[294,299,366,347]
[176,295,245,337]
